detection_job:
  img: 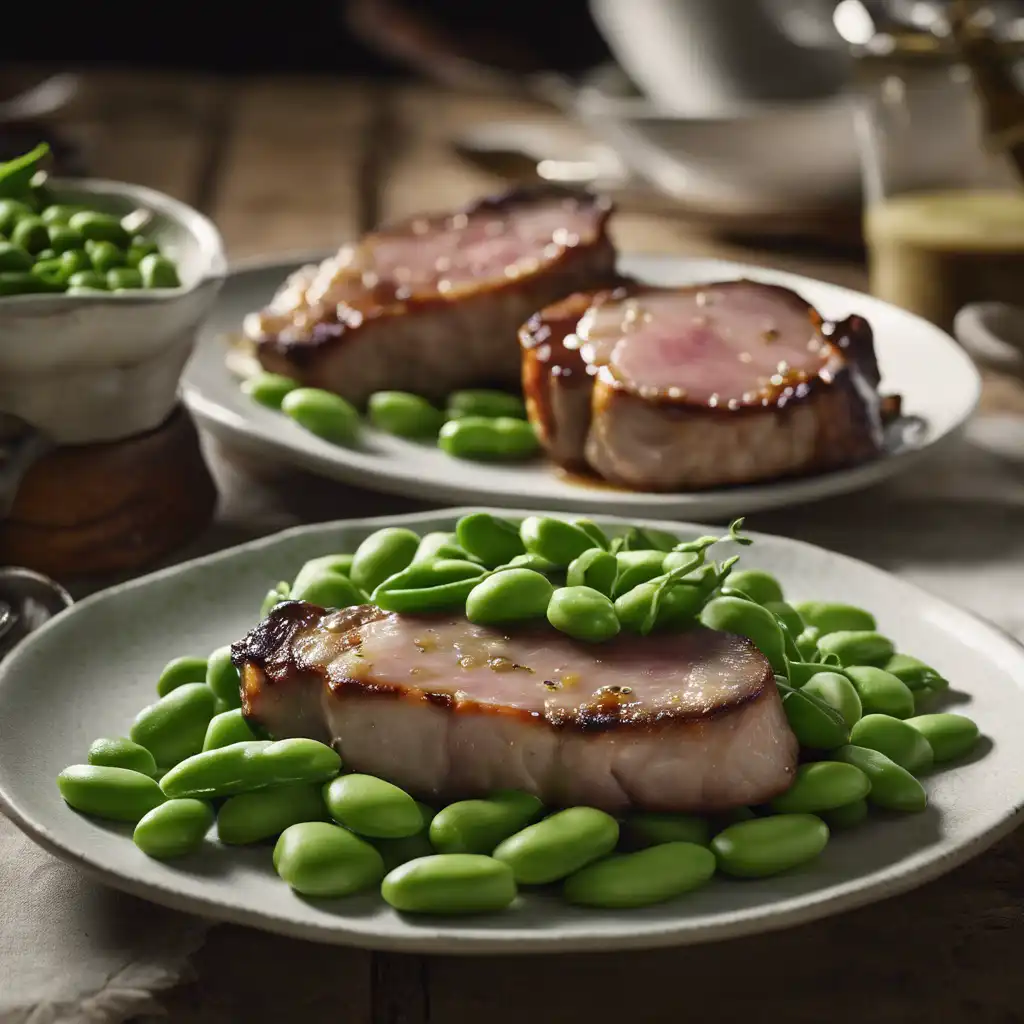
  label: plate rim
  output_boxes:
[0,506,1021,955]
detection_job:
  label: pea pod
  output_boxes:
[242,372,300,409]
[905,713,979,763]
[725,569,784,606]
[351,527,421,593]
[564,842,716,908]
[88,737,159,777]
[820,798,869,830]
[849,714,934,773]
[884,654,949,693]
[764,601,804,643]
[382,854,517,914]
[134,799,213,859]
[374,576,486,613]
[711,813,829,878]
[466,569,554,625]
[547,586,620,642]
[520,516,596,567]
[770,761,871,813]
[203,708,260,751]
[323,774,423,838]
[492,807,619,884]
[777,681,851,749]
[794,601,876,636]
[817,631,895,668]
[130,682,217,768]
[282,388,360,443]
[368,391,444,438]
[446,389,527,420]
[205,646,242,709]
[291,554,355,596]
[700,596,788,674]
[274,822,385,897]
[455,512,525,567]
[57,765,166,823]
[217,781,327,844]
[566,548,617,596]
[292,570,366,610]
[620,812,710,850]
[430,791,543,854]
[572,519,610,550]
[833,745,927,812]
[845,666,915,719]
[0,143,49,198]
[801,671,863,728]
[611,550,667,599]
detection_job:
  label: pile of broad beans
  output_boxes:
[57,514,981,915]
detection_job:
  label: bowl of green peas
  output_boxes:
[0,144,226,445]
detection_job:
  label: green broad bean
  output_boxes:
[260,581,291,617]
[157,655,209,697]
[547,586,620,642]
[274,821,385,897]
[372,558,485,592]
[88,737,159,777]
[505,552,560,574]
[620,812,710,850]
[777,681,851,749]
[11,215,49,253]
[382,853,517,914]
[794,601,877,635]
[820,798,869,830]
[492,807,619,884]
[241,372,299,409]
[770,761,871,813]
[446,388,527,420]
[632,527,680,551]
[282,388,360,443]
[374,830,436,873]
[0,270,52,295]
[455,512,525,567]
[801,671,863,728]
[905,714,979,763]
[614,572,709,633]
[368,391,444,438]
[833,745,927,812]
[68,210,130,246]
[661,550,702,574]
[711,813,829,878]
[796,626,822,662]
[57,765,166,823]
[850,714,934,774]
[845,666,914,719]
[292,553,355,594]
[58,249,90,276]
[785,660,838,688]
[324,774,423,838]
[109,266,143,290]
[412,531,470,564]
[700,596,788,675]
[0,241,31,271]
[566,548,617,596]
[611,550,667,599]
[817,630,895,668]
[31,257,69,288]
[564,842,716,909]
[292,570,366,610]
[438,416,539,460]
[41,204,86,225]
[84,239,124,272]
[0,198,34,233]
[520,516,595,567]
[430,791,543,855]
[465,569,553,625]
[203,708,259,751]
[67,270,107,290]
[217,782,327,844]
[134,798,213,859]
[765,601,804,642]
[138,252,181,289]
[0,143,48,197]
[46,224,84,253]
[130,682,217,768]
[572,519,610,550]
[351,527,421,593]
[206,646,242,709]
[726,569,784,606]
[373,575,485,614]
[884,654,948,692]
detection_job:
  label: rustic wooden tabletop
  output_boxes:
[9,68,1024,1024]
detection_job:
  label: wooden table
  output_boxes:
[13,69,1024,1023]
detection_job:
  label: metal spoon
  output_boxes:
[0,567,73,662]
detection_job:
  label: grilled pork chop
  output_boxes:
[232,601,798,814]
[244,186,616,405]
[521,279,886,490]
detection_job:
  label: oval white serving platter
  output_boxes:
[0,508,1019,955]
[182,253,980,520]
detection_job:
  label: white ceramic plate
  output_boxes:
[0,508,1020,954]
[182,253,980,521]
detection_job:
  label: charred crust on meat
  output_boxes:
[231,601,323,674]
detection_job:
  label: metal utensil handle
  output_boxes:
[954,302,1024,382]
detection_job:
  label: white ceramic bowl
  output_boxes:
[0,179,225,445]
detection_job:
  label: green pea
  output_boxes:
[619,812,710,850]
[770,761,871,813]
[456,512,525,567]
[493,807,619,884]
[41,204,86,225]
[368,391,444,438]
[611,550,667,599]
[372,574,484,614]
[520,516,595,567]
[796,626,821,661]
[260,581,291,618]
[700,596,788,675]
[84,239,124,272]
[465,568,553,625]
[69,210,131,247]
[274,821,384,897]
[156,655,208,697]
[203,708,259,751]
[833,745,927,812]
[726,569,784,606]
[547,586,620,642]
[764,601,804,642]
[884,654,948,693]
[88,737,159,777]
[711,813,829,878]
[817,631,895,668]
[292,570,366,610]
[438,416,539,460]
[446,388,526,420]
[0,198,34,234]
[218,781,326,844]
[57,765,166,823]
[281,388,360,443]
[382,853,517,914]
[11,215,48,253]
[430,791,543,854]
[801,671,863,728]
[68,270,108,290]
[130,682,217,768]
[820,798,869,831]
[323,774,423,838]
[108,267,143,290]
[777,681,851,749]
[46,223,84,253]
[351,527,420,593]
[0,241,31,271]
[845,666,914,719]
[206,646,242,710]
[566,548,617,596]
[849,713,934,774]
[134,798,213,859]
[794,601,877,635]
[905,713,979,763]
[291,554,355,596]
[572,519,611,550]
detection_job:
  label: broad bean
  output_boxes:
[88,737,158,777]
[764,601,804,643]
[793,601,876,636]
[273,821,384,897]
[801,671,863,728]
[466,569,553,625]
[68,210,130,246]
[351,527,421,593]
[218,782,327,844]
[455,512,525,567]
[833,745,927,812]
[206,646,242,709]
[323,774,423,838]
[291,554,355,596]
[368,391,444,438]
[547,586,620,642]
[134,799,213,859]
[57,765,165,823]
[726,569,784,606]
[130,682,217,768]
[438,416,538,459]
[446,389,527,420]
[203,708,259,751]
[770,761,871,813]
[138,252,180,289]
[260,581,291,618]
[905,713,979,763]
[711,814,829,878]
[850,714,934,773]
[520,516,595,567]
[156,656,209,696]
[817,631,895,668]
[611,550,666,599]
[281,388,360,443]
[795,626,822,661]
[382,853,517,914]
[372,561,486,613]
[292,570,366,610]
[242,372,300,409]
[777,681,851,749]
[619,812,710,850]
[820,798,869,830]
[884,654,948,693]
[700,596,788,674]
[412,531,471,565]
[572,519,610,550]
[845,666,915,719]
[614,570,711,633]
[566,548,617,595]
[430,791,543,854]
